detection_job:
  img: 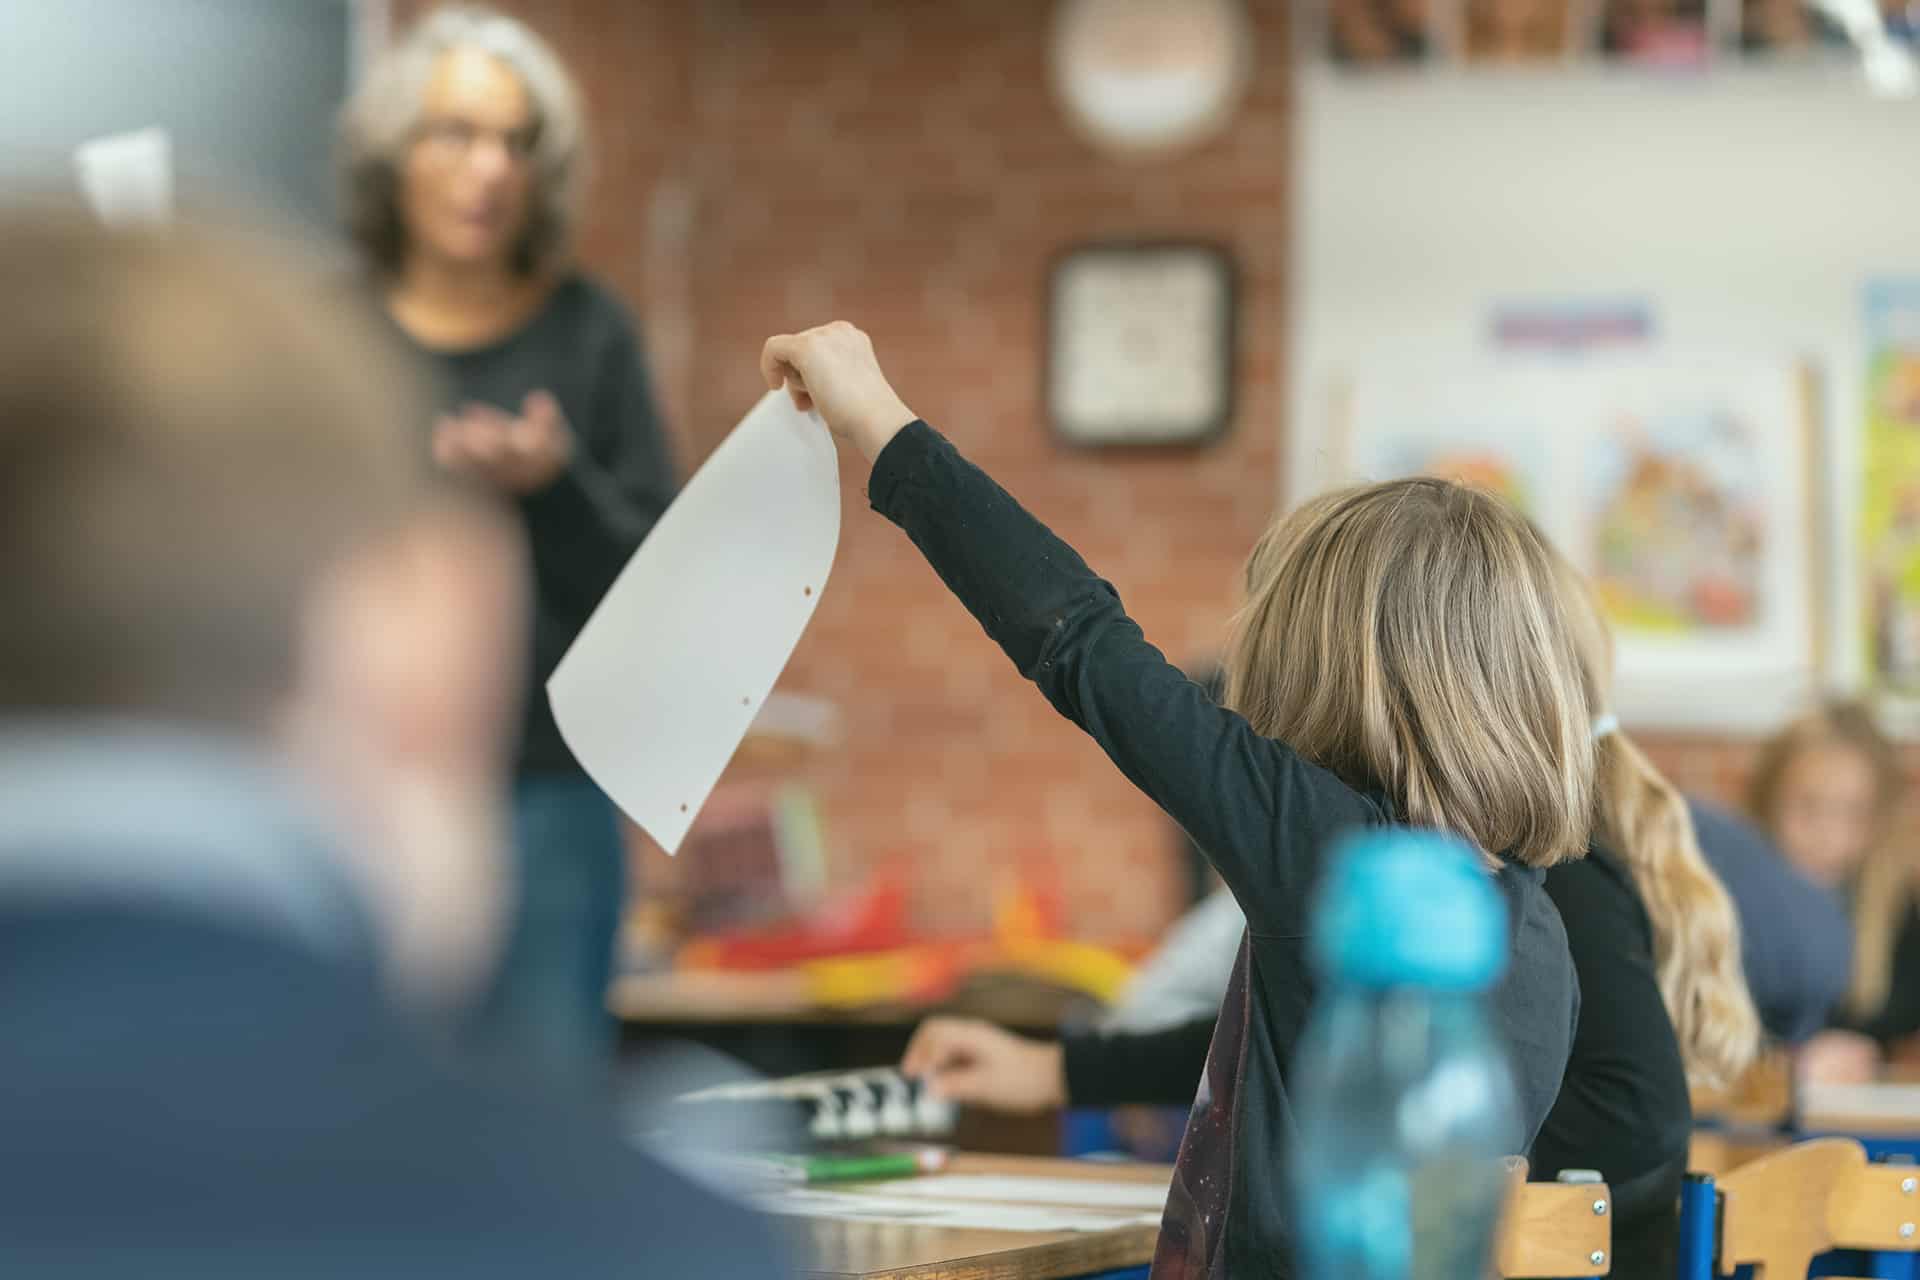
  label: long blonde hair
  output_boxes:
[1224,478,1593,869]
[1748,702,1907,1019]
[1549,550,1760,1088]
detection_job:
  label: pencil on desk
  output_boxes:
[767,1148,950,1185]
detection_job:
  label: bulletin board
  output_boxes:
[1288,65,1920,730]
[1323,358,1824,728]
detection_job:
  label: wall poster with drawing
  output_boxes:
[1327,358,1820,728]
[1862,281,1920,709]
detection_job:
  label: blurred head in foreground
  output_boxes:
[0,206,526,1006]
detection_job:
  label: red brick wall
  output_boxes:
[676,0,1293,940]
[385,1,1820,936]
[389,0,1293,938]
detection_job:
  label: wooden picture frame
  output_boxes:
[1044,241,1237,450]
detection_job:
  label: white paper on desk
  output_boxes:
[549,390,838,854]
[74,127,173,226]
[873,1174,1171,1211]
[752,1189,1159,1233]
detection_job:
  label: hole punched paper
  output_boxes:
[549,390,839,854]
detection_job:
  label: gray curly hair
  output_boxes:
[336,5,587,277]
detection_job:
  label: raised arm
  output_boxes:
[761,324,1379,933]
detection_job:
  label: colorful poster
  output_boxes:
[1861,281,1920,700]
[1336,358,1816,729]
[1586,403,1765,633]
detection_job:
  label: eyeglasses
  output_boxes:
[415,117,539,164]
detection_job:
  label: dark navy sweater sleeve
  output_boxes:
[1688,798,1851,1044]
[1838,899,1920,1047]
[868,421,1380,937]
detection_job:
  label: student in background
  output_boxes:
[1687,797,1852,1045]
[763,322,1588,1280]
[1749,702,1919,1083]
[0,210,782,1279]
[904,542,1755,1279]
[338,5,677,1074]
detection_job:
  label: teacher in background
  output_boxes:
[337,5,676,1076]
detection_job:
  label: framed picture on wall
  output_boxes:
[1322,355,1825,730]
[1861,280,1920,727]
[1045,241,1236,449]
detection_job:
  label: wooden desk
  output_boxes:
[787,1155,1166,1280]
[611,969,1079,1032]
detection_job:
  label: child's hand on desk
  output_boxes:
[760,322,917,461]
[902,1016,1067,1115]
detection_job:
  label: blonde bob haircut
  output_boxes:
[1548,543,1760,1088]
[336,5,586,277]
[1224,477,1594,869]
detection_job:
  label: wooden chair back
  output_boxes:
[1689,1128,1789,1178]
[1718,1137,1920,1278]
[1495,1163,1613,1278]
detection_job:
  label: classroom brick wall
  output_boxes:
[389,0,1877,937]
[389,0,1292,938]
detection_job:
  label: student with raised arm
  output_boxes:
[761,323,1592,1280]
[902,539,1763,1278]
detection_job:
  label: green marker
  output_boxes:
[775,1149,950,1184]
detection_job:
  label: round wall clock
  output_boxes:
[1051,0,1253,155]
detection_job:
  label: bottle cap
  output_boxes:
[1310,828,1509,992]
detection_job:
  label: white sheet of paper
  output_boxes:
[549,390,838,853]
[751,1188,1157,1233]
[871,1174,1171,1211]
[74,127,173,226]
[1800,1081,1920,1119]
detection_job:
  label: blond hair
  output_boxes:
[0,207,433,724]
[1748,702,1908,1019]
[1224,478,1592,868]
[1549,547,1760,1088]
[336,5,587,277]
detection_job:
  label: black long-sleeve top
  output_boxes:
[869,421,1578,1280]
[1837,897,1920,1047]
[1060,845,1690,1280]
[394,274,677,777]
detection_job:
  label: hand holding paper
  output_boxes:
[548,390,839,854]
[761,322,918,461]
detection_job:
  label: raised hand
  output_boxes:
[760,321,917,461]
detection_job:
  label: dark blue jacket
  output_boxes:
[0,726,786,1279]
[1689,797,1852,1044]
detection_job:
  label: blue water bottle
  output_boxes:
[1291,829,1523,1280]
